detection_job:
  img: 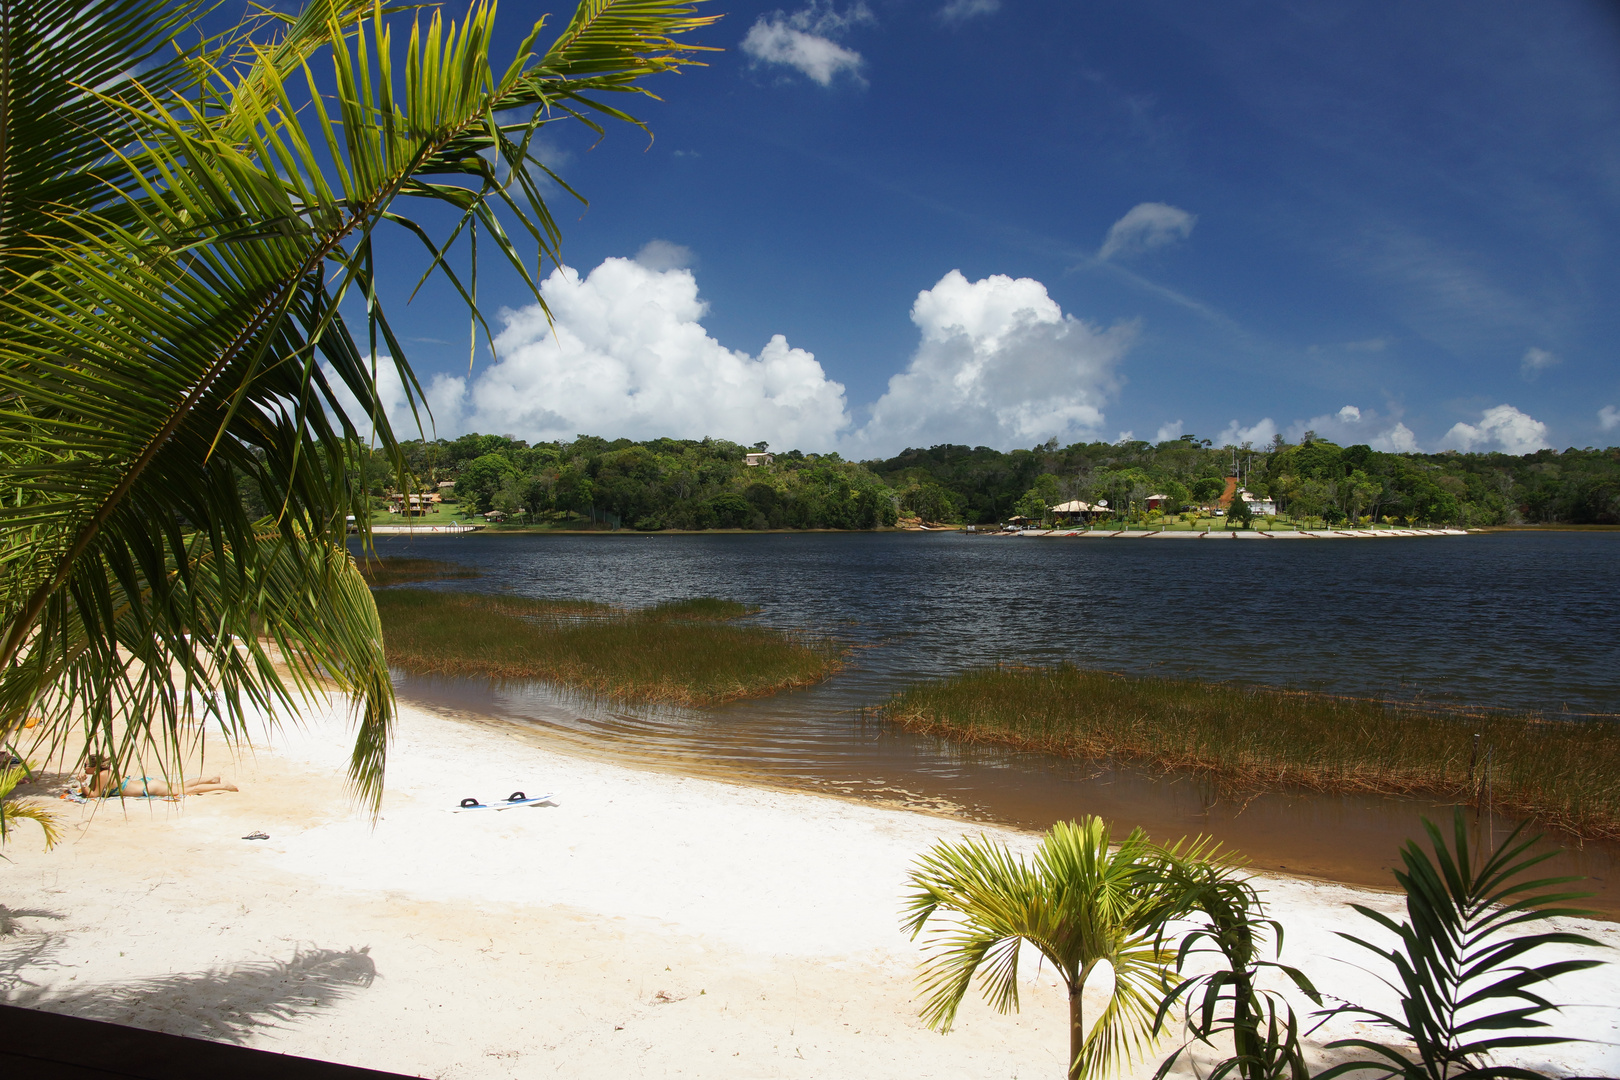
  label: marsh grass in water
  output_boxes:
[885,666,1620,841]
[358,556,481,588]
[642,597,761,620]
[374,590,842,705]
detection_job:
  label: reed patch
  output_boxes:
[374,589,842,705]
[884,666,1620,841]
[358,556,480,588]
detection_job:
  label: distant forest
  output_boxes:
[357,432,1620,529]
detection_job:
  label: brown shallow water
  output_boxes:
[397,673,1620,920]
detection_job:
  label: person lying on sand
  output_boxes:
[73,756,239,798]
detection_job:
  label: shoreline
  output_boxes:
[374,524,1479,538]
[4,699,1616,1078]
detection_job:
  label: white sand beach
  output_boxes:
[4,700,1616,1079]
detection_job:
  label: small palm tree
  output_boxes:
[1148,838,1320,1080]
[1319,809,1606,1079]
[0,766,60,851]
[901,817,1177,1080]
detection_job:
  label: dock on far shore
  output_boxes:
[978,527,1469,539]
[360,523,485,536]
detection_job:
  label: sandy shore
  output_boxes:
[3,700,1616,1079]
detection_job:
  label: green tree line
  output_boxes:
[364,432,1620,529]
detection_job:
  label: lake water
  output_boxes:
[374,530,1620,911]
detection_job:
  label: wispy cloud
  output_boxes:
[1153,419,1184,443]
[742,2,873,86]
[1599,405,1619,432]
[1520,346,1559,380]
[1098,202,1197,261]
[940,0,999,24]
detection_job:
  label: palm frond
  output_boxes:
[1,0,714,816]
[0,765,60,851]
[1317,808,1607,1079]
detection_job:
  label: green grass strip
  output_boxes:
[358,556,481,588]
[885,665,1620,841]
[374,589,842,706]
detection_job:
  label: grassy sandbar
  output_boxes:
[358,556,481,587]
[885,665,1620,841]
[375,589,842,705]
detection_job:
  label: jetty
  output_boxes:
[979,527,1468,539]
[363,523,484,536]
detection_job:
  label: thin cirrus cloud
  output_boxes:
[1098,202,1197,261]
[1439,404,1551,456]
[1520,346,1559,380]
[741,2,872,86]
[939,0,1000,23]
[331,258,1131,458]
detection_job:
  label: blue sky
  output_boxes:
[336,0,1620,456]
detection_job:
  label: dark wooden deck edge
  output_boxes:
[0,1003,418,1078]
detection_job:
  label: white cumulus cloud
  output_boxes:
[940,0,999,22]
[1601,405,1620,432]
[1098,202,1197,261]
[368,258,853,449]
[633,239,693,271]
[1520,347,1559,380]
[1440,404,1551,456]
[1154,419,1185,443]
[1286,405,1420,453]
[1215,417,1278,449]
[841,270,1136,457]
[1378,423,1421,453]
[741,2,871,86]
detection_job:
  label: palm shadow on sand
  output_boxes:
[1,907,377,1044]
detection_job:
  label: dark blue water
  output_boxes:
[375,530,1620,714]
[375,530,1620,909]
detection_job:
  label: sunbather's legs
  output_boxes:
[117,777,237,796]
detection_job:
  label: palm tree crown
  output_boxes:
[902,816,1177,1080]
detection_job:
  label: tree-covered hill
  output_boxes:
[358,432,1620,529]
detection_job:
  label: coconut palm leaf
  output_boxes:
[0,0,212,270]
[0,0,715,812]
[1147,837,1320,1080]
[903,817,1177,1080]
[1318,809,1606,1079]
[0,764,60,851]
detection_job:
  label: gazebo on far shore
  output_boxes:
[1050,499,1102,525]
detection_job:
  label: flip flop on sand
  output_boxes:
[494,791,553,810]
[453,792,554,813]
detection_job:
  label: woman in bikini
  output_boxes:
[74,755,239,797]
